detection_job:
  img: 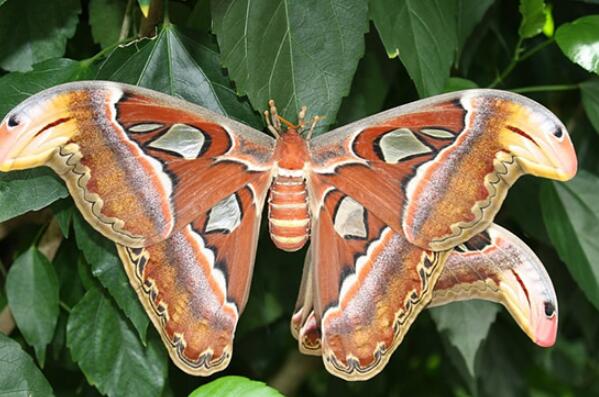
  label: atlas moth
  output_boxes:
[0,81,576,380]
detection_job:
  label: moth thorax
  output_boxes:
[268,174,310,251]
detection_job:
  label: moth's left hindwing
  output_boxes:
[4,81,275,247]
[292,224,560,367]
[117,175,270,376]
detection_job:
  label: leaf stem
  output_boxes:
[519,37,555,63]
[81,36,137,67]
[488,37,554,88]
[511,84,580,94]
[489,37,523,89]
[59,301,72,313]
[119,0,135,41]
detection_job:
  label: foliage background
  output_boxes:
[0,0,598,396]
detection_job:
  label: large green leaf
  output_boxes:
[189,376,284,397]
[0,168,68,223]
[430,301,499,377]
[67,288,167,397]
[0,0,81,71]
[541,171,599,310]
[335,42,397,125]
[51,199,74,238]
[89,0,128,48]
[518,0,547,39]
[53,238,85,308]
[556,15,599,75]
[212,0,368,135]
[72,213,149,341]
[475,324,526,396]
[443,77,479,92]
[455,0,494,58]
[0,334,54,397]
[581,79,599,134]
[370,0,457,97]
[96,24,261,128]
[6,247,59,365]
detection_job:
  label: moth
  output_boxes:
[0,82,576,380]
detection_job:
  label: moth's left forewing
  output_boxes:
[117,174,271,376]
[309,90,576,251]
[307,177,448,380]
[0,81,275,247]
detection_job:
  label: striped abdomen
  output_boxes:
[268,175,310,251]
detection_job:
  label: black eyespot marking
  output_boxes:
[7,115,18,128]
[544,301,556,317]
[553,127,563,138]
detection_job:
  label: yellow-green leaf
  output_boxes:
[189,376,284,397]
[519,0,547,39]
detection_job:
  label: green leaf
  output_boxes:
[212,0,369,135]
[336,43,397,125]
[371,0,457,97]
[72,213,149,341]
[542,4,555,37]
[0,1,6,7]
[187,0,211,33]
[137,0,150,17]
[6,247,60,365]
[189,376,284,397]
[54,238,85,308]
[0,0,81,71]
[430,301,499,377]
[475,324,526,396]
[67,288,167,397]
[0,58,94,118]
[556,15,599,75]
[0,168,68,223]
[581,80,599,137]
[443,77,479,93]
[541,171,599,310]
[519,0,547,39]
[89,0,127,48]
[96,25,261,128]
[51,199,74,238]
[455,0,494,59]
[0,333,54,397]
[582,80,599,134]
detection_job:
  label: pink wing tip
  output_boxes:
[534,313,558,347]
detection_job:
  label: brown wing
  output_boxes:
[0,81,275,247]
[308,177,447,380]
[431,223,558,347]
[116,175,270,376]
[290,224,559,363]
[309,90,576,251]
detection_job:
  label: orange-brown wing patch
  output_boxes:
[117,177,270,376]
